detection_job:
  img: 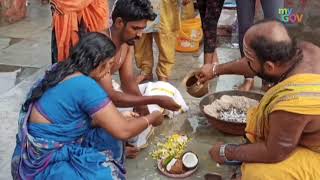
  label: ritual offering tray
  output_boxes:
[200,90,263,135]
[151,134,199,178]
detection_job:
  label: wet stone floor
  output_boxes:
[0,0,319,179]
[126,100,243,180]
[124,50,246,180]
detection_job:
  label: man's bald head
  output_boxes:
[244,20,301,64]
[245,20,291,44]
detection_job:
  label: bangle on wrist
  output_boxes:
[212,63,218,76]
[142,117,150,127]
[219,144,242,165]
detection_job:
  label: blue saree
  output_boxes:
[11,75,126,180]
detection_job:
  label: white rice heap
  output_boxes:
[203,95,259,123]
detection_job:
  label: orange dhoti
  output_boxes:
[51,0,109,62]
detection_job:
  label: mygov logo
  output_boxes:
[278,8,303,24]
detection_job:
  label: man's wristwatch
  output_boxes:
[219,144,229,161]
[219,144,242,165]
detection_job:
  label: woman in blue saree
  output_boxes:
[11,32,164,180]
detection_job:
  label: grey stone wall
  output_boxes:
[285,0,320,45]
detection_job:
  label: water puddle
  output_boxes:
[0,37,24,49]
[0,65,39,94]
[187,110,209,134]
[9,37,24,46]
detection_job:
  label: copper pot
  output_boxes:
[186,73,209,98]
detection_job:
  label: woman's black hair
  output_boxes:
[22,32,116,111]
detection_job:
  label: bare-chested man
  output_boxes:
[98,0,181,158]
[101,0,180,113]
[198,20,320,179]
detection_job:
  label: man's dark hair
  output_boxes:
[250,20,303,64]
[112,0,156,23]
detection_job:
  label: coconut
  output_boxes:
[166,158,184,174]
[182,152,199,169]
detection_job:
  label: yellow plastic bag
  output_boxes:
[176,18,203,52]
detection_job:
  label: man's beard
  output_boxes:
[256,68,280,84]
[247,61,279,84]
[257,73,279,84]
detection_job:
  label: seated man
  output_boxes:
[197,20,320,179]
[100,0,183,157]
[101,0,181,114]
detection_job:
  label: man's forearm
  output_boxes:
[121,81,143,96]
[120,81,150,111]
[225,143,283,163]
[108,90,159,107]
[217,58,255,77]
[98,78,157,107]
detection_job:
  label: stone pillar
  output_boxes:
[0,0,27,23]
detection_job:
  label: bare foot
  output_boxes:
[136,74,153,84]
[126,145,139,159]
[204,51,219,64]
[238,78,254,91]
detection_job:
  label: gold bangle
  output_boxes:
[142,117,150,127]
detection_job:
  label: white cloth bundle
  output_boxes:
[112,80,189,148]
[142,81,189,118]
[112,80,189,118]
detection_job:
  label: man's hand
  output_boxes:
[134,105,149,116]
[209,142,225,164]
[196,63,218,84]
[122,111,140,119]
[157,96,181,111]
[149,111,164,127]
[182,0,191,6]
[97,72,113,90]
